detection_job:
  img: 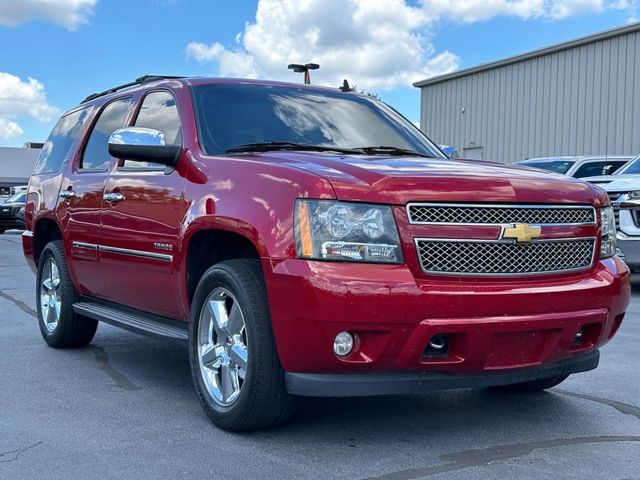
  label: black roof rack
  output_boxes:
[80,75,186,104]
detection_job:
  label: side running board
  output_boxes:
[73,301,188,340]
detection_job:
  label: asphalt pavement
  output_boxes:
[1,232,638,479]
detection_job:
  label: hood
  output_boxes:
[584,174,640,193]
[249,152,608,206]
[0,202,24,208]
[580,175,616,185]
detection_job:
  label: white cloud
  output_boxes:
[186,0,460,90]
[0,0,96,30]
[185,0,628,91]
[418,0,605,22]
[0,119,24,140]
[0,73,60,141]
[611,0,640,20]
[548,0,605,19]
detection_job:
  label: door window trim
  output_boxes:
[116,89,182,173]
[76,95,134,174]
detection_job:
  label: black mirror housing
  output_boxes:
[108,143,181,167]
[108,127,181,167]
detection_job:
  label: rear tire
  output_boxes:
[36,241,97,347]
[492,374,569,393]
[189,259,296,431]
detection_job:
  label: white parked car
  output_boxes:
[582,154,640,185]
[518,155,632,178]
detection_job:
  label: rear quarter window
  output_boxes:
[32,106,92,175]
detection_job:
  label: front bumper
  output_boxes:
[0,215,25,231]
[614,209,640,269]
[263,256,629,381]
[22,231,36,274]
[286,350,599,397]
[616,234,640,269]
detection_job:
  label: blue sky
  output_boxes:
[0,0,637,147]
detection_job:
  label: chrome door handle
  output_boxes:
[104,192,125,203]
[59,190,76,199]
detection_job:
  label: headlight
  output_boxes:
[294,200,403,263]
[600,206,616,259]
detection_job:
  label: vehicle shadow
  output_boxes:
[86,324,613,445]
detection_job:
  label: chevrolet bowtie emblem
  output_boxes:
[502,223,542,243]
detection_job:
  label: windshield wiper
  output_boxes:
[226,142,360,155]
[354,146,434,158]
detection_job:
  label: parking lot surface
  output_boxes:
[1,233,639,479]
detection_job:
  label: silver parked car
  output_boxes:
[518,155,632,178]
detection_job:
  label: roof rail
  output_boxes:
[80,75,186,104]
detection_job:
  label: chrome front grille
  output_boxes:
[407,204,595,225]
[416,239,595,275]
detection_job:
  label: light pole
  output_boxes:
[287,63,319,84]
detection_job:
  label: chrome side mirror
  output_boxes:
[108,127,181,167]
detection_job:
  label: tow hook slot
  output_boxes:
[424,334,449,357]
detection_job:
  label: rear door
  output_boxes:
[100,90,187,319]
[59,97,135,296]
[27,106,93,232]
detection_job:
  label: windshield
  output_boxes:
[191,84,443,157]
[616,155,640,175]
[5,192,25,204]
[521,160,573,174]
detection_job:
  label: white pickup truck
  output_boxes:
[585,154,640,270]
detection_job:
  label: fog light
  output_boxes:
[575,328,584,342]
[333,331,354,357]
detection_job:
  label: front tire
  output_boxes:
[36,241,97,347]
[189,259,295,431]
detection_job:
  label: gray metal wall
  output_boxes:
[419,28,640,163]
[0,147,40,186]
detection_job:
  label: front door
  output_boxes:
[100,90,187,319]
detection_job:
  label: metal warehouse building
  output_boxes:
[0,146,40,192]
[414,22,640,164]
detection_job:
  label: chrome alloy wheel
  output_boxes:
[198,287,249,406]
[40,258,62,333]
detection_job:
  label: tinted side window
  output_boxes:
[122,91,182,170]
[81,98,133,170]
[573,161,626,178]
[522,161,573,174]
[33,107,92,175]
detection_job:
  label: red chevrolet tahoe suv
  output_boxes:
[23,75,630,431]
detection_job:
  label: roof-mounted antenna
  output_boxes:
[339,79,352,92]
[287,63,320,84]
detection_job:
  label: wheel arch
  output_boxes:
[32,217,63,266]
[184,220,266,305]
